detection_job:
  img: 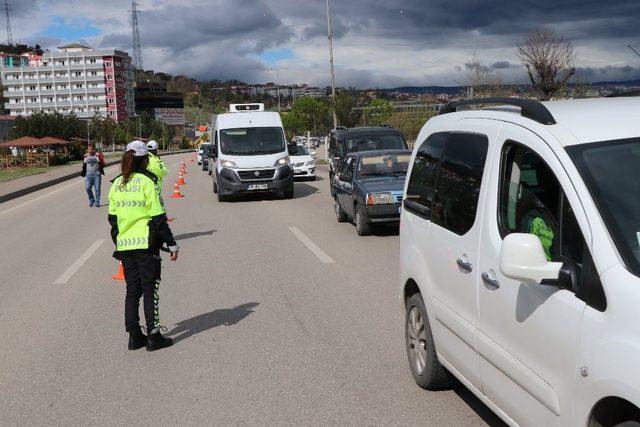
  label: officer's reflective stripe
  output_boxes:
[113,200,146,208]
[117,237,149,248]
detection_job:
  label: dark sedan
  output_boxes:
[331,149,411,236]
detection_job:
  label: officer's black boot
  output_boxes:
[146,330,173,352]
[128,327,147,351]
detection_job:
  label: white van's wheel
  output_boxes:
[405,293,452,389]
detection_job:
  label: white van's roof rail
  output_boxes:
[229,103,265,113]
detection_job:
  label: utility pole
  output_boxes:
[628,44,640,58]
[4,1,12,45]
[265,67,288,113]
[326,0,338,129]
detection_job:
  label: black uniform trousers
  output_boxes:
[120,251,162,332]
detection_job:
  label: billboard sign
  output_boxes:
[154,108,185,126]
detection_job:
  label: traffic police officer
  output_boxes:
[108,141,179,351]
[146,140,167,196]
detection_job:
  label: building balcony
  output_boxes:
[5,102,23,109]
[4,90,24,97]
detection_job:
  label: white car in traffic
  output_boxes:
[400,97,640,426]
[290,144,316,180]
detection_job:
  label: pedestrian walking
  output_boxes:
[108,141,179,352]
[81,146,104,207]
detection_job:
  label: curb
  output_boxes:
[0,150,193,205]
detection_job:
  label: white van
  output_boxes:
[400,97,640,426]
[212,103,294,201]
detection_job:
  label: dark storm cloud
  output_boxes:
[295,0,640,44]
[491,61,518,69]
[576,65,640,82]
[23,0,640,86]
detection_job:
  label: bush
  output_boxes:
[49,154,71,166]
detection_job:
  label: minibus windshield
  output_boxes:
[220,127,285,155]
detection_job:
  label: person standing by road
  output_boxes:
[146,140,167,204]
[108,141,179,352]
[82,146,104,207]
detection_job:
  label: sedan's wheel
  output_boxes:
[335,200,348,222]
[405,293,452,390]
[355,206,370,236]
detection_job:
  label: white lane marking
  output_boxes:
[0,179,83,216]
[289,227,334,264]
[54,239,105,285]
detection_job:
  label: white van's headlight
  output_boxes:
[274,156,290,167]
[220,159,238,169]
[305,160,315,166]
[366,192,394,205]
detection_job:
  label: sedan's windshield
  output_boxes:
[220,127,285,156]
[345,134,406,153]
[568,138,640,276]
[358,153,411,177]
[293,145,309,155]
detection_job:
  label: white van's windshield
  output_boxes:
[568,138,640,276]
[220,127,285,156]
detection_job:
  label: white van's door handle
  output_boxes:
[482,272,500,289]
[456,258,473,273]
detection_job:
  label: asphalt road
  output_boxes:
[0,153,504,426]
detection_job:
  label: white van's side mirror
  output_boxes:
[311,151,317,156]
[499,233,563,285]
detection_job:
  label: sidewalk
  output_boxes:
[0,150,191,203]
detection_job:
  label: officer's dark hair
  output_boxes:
[120,150,149,187]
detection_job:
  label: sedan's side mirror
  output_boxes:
[499,233,563,285]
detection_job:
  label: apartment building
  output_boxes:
[0,44,135,121]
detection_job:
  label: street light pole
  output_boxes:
[326,0,338,129]
[265,67,288,113]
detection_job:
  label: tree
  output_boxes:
[517,29,576,100]
[363,98,393,126]
[290,97,330,134]
[333,90,362,128]
[463,53,510,98]
[281,111,306,140]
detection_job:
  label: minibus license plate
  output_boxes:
[247,183,268,190]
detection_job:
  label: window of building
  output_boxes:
[73,71,82,77]
[107,86,114,92]
[430,132,489,236]
[107,98,114,104]
[107,74,113,80]
[105,61,112,67]
[88,59,96,64]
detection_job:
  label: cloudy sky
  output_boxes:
[8,0,640,87]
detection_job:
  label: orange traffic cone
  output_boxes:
[180,166,187,175]
[170,182,184,198]
[112,261,125,280]
[168,217,176,222]
[177,173,186,186]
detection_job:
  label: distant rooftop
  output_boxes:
[58,43,92,50]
